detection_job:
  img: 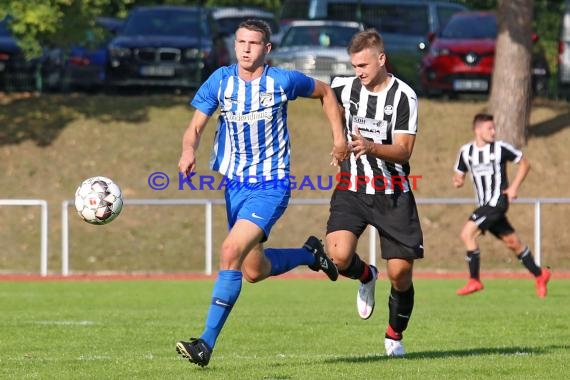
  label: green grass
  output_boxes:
[1,278,568,379]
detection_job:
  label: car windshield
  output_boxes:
[121,9,209,37]
[281,25,359,47]
[328,4,429,36]
[441,14,497,39]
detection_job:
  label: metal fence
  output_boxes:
[59,197,570,276]
[0,199,48,276]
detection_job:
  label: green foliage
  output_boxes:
[459,0,566,41]
[0,0,134,58]
[534,0,566,42]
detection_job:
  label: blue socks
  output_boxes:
[200,248,314,349]
[200,270,242,349]
[264,247,315,276]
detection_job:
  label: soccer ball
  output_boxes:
[74,176,123,225]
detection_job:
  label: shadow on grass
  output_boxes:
[325,344,568,363]
[0,90,191,147]
[529,111,570,138]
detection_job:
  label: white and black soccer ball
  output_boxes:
[74,176,123,225]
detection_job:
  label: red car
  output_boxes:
[420,11,549,97]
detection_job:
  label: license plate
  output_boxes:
[453,79,488,91]
[140,65,175,77]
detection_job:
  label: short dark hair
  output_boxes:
[348,28,384,55]
[237,19,272,43]
[473,113,493,128]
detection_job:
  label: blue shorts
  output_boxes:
[224,178,291,242]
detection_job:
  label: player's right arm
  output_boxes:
[178,69,223,176]
[178,110,210,176]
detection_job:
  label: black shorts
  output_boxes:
[326,189,424,260]
[469,195,515,238]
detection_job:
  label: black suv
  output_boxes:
[106,6,228,90]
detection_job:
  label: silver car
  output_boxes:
[269,20,364,83]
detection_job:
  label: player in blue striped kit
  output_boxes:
[175,19,349,367]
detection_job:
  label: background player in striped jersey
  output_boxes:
[453,113,551,297]
[174,19,349,367]
[326,29,424,357]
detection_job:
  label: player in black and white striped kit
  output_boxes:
[325,29,424,357]
[453,113,551,297]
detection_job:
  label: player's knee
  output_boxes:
[243,271,263,283]
[325,242,354,270]
[460,228,475,245]
[500,231,516,245]
[330,253,352,271]
[387,267,413,290]
[504,237,522,251]
[219,243,243,269]
[459,229,468,242]
[390,277,412,292]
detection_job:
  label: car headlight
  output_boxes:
[184,48,202,59]
[109,46,131,58]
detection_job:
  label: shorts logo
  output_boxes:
[251,213,264,220]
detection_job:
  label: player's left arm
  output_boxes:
[504,155,531,202]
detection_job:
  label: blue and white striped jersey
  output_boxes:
[191,64,315,181]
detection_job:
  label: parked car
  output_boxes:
[106,6,229,90]
[211,7,279,63]
[0,17,41,92]
[268,20,364,83]
[60,17,123,91]
[558,0,570,98]
[278,0,468,90]
[420,11,550,97]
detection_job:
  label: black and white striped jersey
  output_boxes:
[331,75,418,194]
[455,140,523,207]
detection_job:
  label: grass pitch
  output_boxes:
[0,277,568,379]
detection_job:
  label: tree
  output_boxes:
[487,0,534,148]
[0,0,135,58]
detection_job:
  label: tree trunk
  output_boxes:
[488,0,534,148]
